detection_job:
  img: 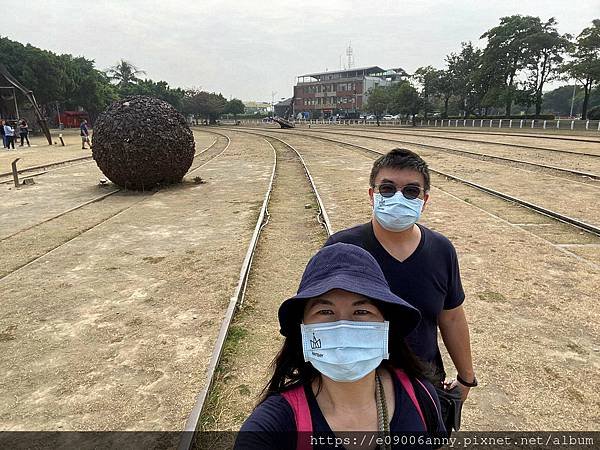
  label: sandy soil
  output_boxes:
[233,130,600,431]
[286,130,600,229]
[200,134,327,436]
[0,132,273,431]
[0,129,93,173]
[305,128,600,174]
[315,126,600,154]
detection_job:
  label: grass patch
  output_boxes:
[477,290,507,303]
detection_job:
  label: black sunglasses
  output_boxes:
[374,183,425,200]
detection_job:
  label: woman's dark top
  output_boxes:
[235,371,445,450]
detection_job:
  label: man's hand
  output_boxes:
[443,377,470,401]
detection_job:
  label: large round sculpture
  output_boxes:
[92,96,195,190]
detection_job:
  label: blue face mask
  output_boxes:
[301,320,389,382]
[373,192,424,232]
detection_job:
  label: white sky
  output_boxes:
[4,0,599,102]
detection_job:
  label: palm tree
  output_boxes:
[106,60,145,86]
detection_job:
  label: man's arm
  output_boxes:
[438,304,474,401]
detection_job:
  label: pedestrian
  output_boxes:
[4,121,15,149]
[324,148,476,434]
[19,119,30,147]
[0,120,5,148]
[80,119,91,149]
[236,243,445,450]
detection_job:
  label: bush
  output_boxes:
[587,106,600,120]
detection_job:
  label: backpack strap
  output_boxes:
[281,385,313,450]
[394,369,426,429]
[414,378,441,421]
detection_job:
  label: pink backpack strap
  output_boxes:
[414,378,441,421]
[282,385,312,450]
[394,369,426,429]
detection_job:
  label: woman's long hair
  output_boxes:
[259,301,441,431]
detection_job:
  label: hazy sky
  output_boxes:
[5,1,599,102]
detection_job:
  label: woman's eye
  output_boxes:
[354,309,372,315]
[317,309,334,315]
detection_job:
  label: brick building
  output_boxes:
[293,66,407,119]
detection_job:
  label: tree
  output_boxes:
[120,79,184,110]
[446,42,482,116]
[562,19,600,119]
[107,60,145,87]
[524,18,572,115]
[389,81,421,119]
[481,15,541,116]
[413,66,438,119]
[182,89,227,124]
[365,85,390,125]
[224,98,245,118]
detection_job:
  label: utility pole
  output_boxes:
[271,91,277,118]
[569,82,577,118]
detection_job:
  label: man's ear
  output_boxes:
[421,192,430,212]
[368,187,374,208]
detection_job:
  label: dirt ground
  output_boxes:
[0,129,93,173]
[287,130,600,229]
[305,128,600,174]
[309,126,600,154]
[200,134,327,435]
[228,129,599,431]
[0,131,274,431]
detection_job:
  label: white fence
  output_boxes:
[239,118,600,132]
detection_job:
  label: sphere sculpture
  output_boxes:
[92,96,195,190]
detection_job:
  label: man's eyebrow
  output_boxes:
[380,178,422,187]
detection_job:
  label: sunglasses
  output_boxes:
[374,183,425,200]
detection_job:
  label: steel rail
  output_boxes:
[284,128,600,180]
[178,131,332,450]
[237,128,600,238]
[0,155,94,180]
[0,137,226,280]
[382,126,600,144]
[316,127,600,158]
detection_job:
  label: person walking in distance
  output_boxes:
[80,119,91,149]
[19,119,30,147]
[4,121,15,149]
[325,148,476,434]
[0,120,6,148]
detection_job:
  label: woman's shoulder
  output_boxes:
[235,394,297,450]
[239,393,296,433]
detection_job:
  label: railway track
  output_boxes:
[293,128,600,182]
[0,136,227,280]
[0,155,94,185]
[229,128,600,267]
[337,125,600,144]
[180,131,331,450]
[307,126,600,157]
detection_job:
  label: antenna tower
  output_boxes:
[346,42,354,69]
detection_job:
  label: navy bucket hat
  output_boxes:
[278,243,421,336]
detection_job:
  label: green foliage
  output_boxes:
[588,105,600,120]
[389,81,421,116]
[119,79,184,110]
[183,89,227,123]
[224,98,245,117]
[562,19,600,119]
[106,60,145,86]
[364,85,389,118]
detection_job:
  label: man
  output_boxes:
[80,119,91,149]
[325,148,476,432]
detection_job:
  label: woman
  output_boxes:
[19,119,30,147]
[236,243,445,450]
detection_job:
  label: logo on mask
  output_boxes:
[310,332,321,349]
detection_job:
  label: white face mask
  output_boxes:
[301,320,389,382]
[373,192,424,232]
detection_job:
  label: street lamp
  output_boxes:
[271,91,277,118]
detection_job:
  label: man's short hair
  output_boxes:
[370,148,430,192]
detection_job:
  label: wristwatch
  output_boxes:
[457,374,478,387]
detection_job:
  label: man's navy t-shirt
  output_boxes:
[325,222,464,379]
